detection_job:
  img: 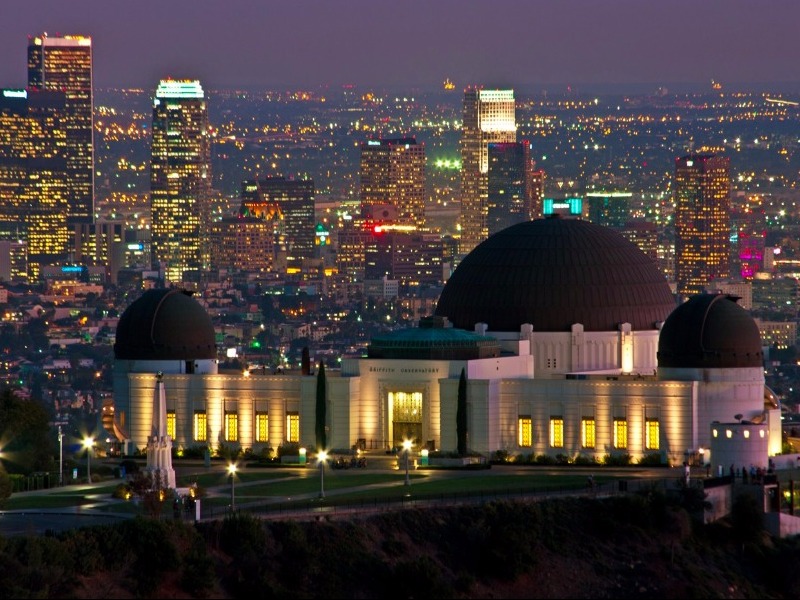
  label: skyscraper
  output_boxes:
[0,88,69,279]
[150,80,212,284]
[585,191,633,229]
[242,177,315,275]
[674,153,731,300]
[730,192,766,280]
[459,88,516,255]
[27,33,94,225]
[486,141,535,236]
[360,138,426,228]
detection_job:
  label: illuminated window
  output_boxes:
[256,412,269,443]
[518,416,532,447]
[193,411,207,442]
[645,419,659,450]
[225,412,238,442]
[166,410,176,440]
[549,417,564,448]
[581,418,596,449]
[743,430,750,439]
[287,412,300,443]
[613,419,628,449]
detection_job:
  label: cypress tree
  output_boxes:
[315,361,327,452]
[301,346,311,375]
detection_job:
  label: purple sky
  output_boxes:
[2,0,799,92]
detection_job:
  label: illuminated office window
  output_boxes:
[581,418,596,449]
[287,412,300,443]
[166,410,176,440]
[193,411,207,442]
[225,412,238,442]
[549,417,564,448]
[613,419,628,449]
[518,416,532,447]
[256,412,269,443]
[645,419,660,450]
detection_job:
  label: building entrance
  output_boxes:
[390,391,423,448]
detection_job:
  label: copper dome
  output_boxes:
[435,217,676,332]
[657,293,763,369]
[114,289,217,360]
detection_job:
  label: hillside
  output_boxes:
[2,492,799,598]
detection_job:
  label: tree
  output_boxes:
[457,368,467,456]
[301,346,311,375]
[315,361,327,452]
[0,463,11,507]
[0,388,55,474]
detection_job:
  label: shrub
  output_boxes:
[574,454,599,466]
[111,483,131,499]
[638,452,664,466]
[119,459,140,474]
[534,454,558,465]
[277,442,301,458]
[555,453,572,465]
[603,453,632,466]
[491,449,510,463]
[181,445,210,460]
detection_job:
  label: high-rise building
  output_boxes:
[71,219,126,284]
[730,192,766,280]
[150,80,212,284]
[486,141,535,236]
[585,191,633,229]
[459,88,516,255]
[0,88,70,279]
[242,177,315,275]
[529,168,545,220]
[359,138,426,228]
[674,154,731,300]
[212,214,276,275]
[27,33,94,225]
[0,240,28,283]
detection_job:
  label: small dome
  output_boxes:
[368,316,500,360]
[114,289,217,360]
[435,217,676,332]
[658,294,763,369]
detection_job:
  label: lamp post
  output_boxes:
[318,450,328,499]
[403,439,412,487]
[227,463,237,511]
[58,425,64,486]
[82,437,94,484]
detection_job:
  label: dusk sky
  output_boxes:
[2,0,799,92]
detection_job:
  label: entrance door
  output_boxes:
[390,391,422,448]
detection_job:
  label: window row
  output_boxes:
[164,410,300,444]
[518,416,659,451]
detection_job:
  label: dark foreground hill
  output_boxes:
[1,491,799,598]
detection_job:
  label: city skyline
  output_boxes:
[1,1,800,92]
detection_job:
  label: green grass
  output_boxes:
[0,465,631,515]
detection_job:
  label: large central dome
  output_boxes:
[435,217,676,332]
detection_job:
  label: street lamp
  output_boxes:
[58,425,64,486]
[82,437,94,484]
[403,439,412,487]
[318,450,328,499]
[227,463,237,511]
